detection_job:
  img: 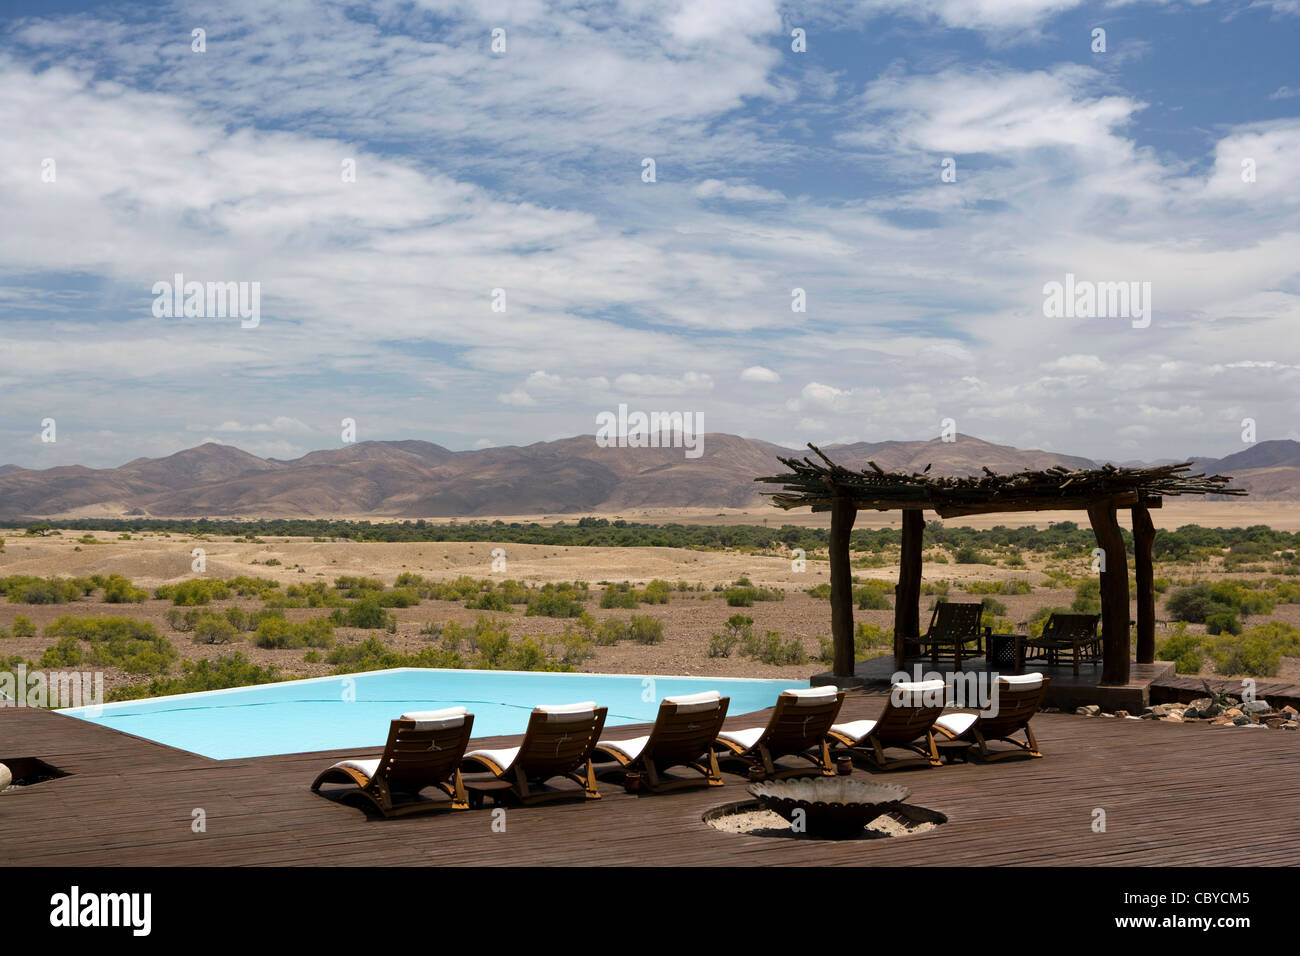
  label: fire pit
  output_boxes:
[748,777,911,840]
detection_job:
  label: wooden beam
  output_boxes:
[828,496,857,678]
[1132,503,1157,665]
[1088,500,1131,685]
[894,509,924,669]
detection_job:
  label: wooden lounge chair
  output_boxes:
[1024,612,1101,675]
[714,686,845,780]
[461,701,608,805]
[594,691,730,792]
[933,674,1050,761]
[828,679,946,770]
[310,707,474,816]
[910,601,987,670]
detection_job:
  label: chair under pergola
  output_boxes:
[756,445,1245,685]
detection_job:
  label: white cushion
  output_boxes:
[596,735,649,761]
[895,679,946,695]
[784,686,838,705]
[401,706,467,730]
[935,712,979,737]
[332,758,380,779]
[464,746,519,770]
[830,719,877,743]
[665,690,722,714]
[537,701,597,721]
[999,673,1043,689]
[716,727,765,750]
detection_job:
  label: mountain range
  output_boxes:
[1,434,1297,519]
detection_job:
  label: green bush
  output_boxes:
[156,578,231,606]
[639,579,672,604]
[853,581,891,610]
[11,614,36,638]
[1071,578,1101,614]
[1208,632,1282,677]
[1155,624,1205,674]
[627,615,664,645]
[600,584,639,609]
[252,616,334,649]
[102,574,148,603]
[0,575,85,604]
[709,615,752,658]
[526,583,587,618]
[331,596,395,630]
[1205,611,1241,636]
[109,653,280,701]
[725,587,755,607]
[40,616,177,675]
[853,622,892,660]
[192,614,242,645]
[805,583,831,599]
[333,575,385,597]
[466,589,512,612]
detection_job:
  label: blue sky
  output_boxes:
[1,0,1298,469]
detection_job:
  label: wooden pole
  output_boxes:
[894,509,925,669]
[1131,503,1157,664]
[829,496,857,677]
[1087,500,1131,685]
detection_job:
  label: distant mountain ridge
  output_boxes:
[1,434,1296,519]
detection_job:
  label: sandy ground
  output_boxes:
[3,528,1299,695]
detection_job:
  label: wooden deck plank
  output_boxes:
[2,694,1297,866]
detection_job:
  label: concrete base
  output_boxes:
[812,656,1177,713]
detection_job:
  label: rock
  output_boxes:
[1283,721,1300,731]
[1224,697,1240,707]
[1146,704,1168,717]
[0,763,10,791]
[1232,716,1252,726]
[1189,697,1214,712]
[1165,714,1184,723]
[1265,718,1285,729]
[1242,700,1271,715]
[1183,707,1200,719]
[1115,710,1130,719]
[1077,705,1101,716]
[1210,717,1235,726]
[1282,705,1299,717]
[1224,708,1244,718]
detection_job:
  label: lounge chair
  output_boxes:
[714,686,845,780]
[1024,612,1101,675]
[310,707,474,816]
[461,701,608,804]
[933,674,1049,761]
[910,601,987,670]
[593,691,730,792]
[827,679,945,770]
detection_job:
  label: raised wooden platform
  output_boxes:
[3,690,1298,866]
[813,656,1175,712]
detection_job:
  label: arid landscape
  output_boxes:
[5,505,1300,698]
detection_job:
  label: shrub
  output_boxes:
[1165,584,1218,623]
[1207,632,1282,677]
[853,622,892,660]
[595,619,629,645]
[1156,624,1205,675]
[40,616,177,675]
[466,589,512,612]
[156,578,231,606]
[600,584,639,609]
[102,574,148,603]
[748,631,806,666]
[526,583,587,618]
[724,587,755,607]
[252,616,334,649]
[626,615,664,645]
[709,615,752,658]
[1071,578,1101,614]
[192,614,242,645]
[1205,611,1241,636]
[333,575,385,597]
[331,596,394,630]
[805,583,831,599]
[12,614,36,638]
[109,654,280,701]
[0,575,84,604]
[980,596,1007,617]
[853,581,891,610]
[639,579,672,604]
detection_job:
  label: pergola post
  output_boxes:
[1131,500,1158,665]
[1087,499,1131,685]
[828,496,857,677]
[894,509,924,669]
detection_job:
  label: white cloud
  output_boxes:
[740,365,781,383]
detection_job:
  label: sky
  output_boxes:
[1,0,1298,469]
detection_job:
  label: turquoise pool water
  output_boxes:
[58,668,797,760]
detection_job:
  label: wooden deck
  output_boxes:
[820,655,1175,712]
[2,693,1298,866]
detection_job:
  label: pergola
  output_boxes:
[757,446,1246,685]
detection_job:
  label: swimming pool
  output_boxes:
[58,668,798,760]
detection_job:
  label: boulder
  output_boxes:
[1189,697,1215,712]
[1283,721,1300,731]
[1210,717,1235,727]
[1224,707,1244,718]
[1282,705,1299,717]
[1077,705,1101,716]
[1114,710,1130,719]
[0,763,10,791]
[1183,707,1200,719]
[1232,716,1252,726]
[1242,700,1272,715]
[1146,704,1168,717]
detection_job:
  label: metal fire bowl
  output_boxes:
[747,777,912,840]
